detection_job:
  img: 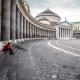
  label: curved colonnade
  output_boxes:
[0,0,56,43]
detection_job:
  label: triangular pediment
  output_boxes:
[59,21,72,27]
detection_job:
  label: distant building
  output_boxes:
[71,22,80,39]
[35,9,73,39]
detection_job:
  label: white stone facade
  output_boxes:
[56,21,73,39]
[35,9,61,25]
[35,9,73,40]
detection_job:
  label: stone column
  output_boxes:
[65,29,66,38]
[64,28,65,38]
[44,30,45,38]
[16,7,20,39]
[61,28,62,38]
[40,29,42,38]
[36,27,38,38]
[1,0,11,41]
[56,27,59,39]
[37,27,39,38]
[31,24,33,38]
[68,29,69,38]
[46,30,47,38]
[60,27,61,38]
[36,27,37,38]
[66,29,68,38]
[70,29,71,38]
[35,26,37,38]
[48,30,49,38]
[65,28,66,38]
[43,29,44,38]
[26,20,28,38]
[63,28,64,39]
[40,28,42,38]
[61,28,63,39]
[31,24,32,38]
[46,30,48,38]
[38,28,40,38]
[33,25,35,38]
[32,25,34,38]
[59,27,60,38]
[37,28,39,38]
[70,29,72,38]
[25,19,27,38]
[23,18,26,38]
[44,29,45,38]
[66,29,67,38]
[29,22,31,38]
[64,29,65,38]
[0,0,2,40]
[50,31,52,38]
[45,30,46,38]
[71,29,73,38]
[48,31,50,38]
[34,26,36,38]
[67,29,68,38]
[42,29,43,38]
[20,14,23,39]
[47,30,48,38]
[69,29,70,38]
[27,21,29,38]
[10,0,16,40]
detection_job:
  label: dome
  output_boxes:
[38,17,50,24]
[36,9,61,19]
[35,9,61,24]
[38,17,49,21]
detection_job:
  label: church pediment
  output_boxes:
[59,21,73,28]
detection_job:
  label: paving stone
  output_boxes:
[0,40,80,80]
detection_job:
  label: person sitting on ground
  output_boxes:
[2,42,14,55]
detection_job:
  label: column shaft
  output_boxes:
[29,22,31,38]
[23,18,26,38]
[10,0,16,40]
[26,20,28,38]
[20,14,23,39]
[16,7,20,39]
[0,0,2,40]
[27,21,29,38]
[1,0,11,41]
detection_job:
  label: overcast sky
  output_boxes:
[27,0,80,22]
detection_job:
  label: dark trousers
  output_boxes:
[3,48,14,55]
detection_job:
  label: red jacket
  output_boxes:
[2,43,11,51]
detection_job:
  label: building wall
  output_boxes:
[72,22,80,39]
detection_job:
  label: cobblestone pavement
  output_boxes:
[0,40,80,80]
[28,40,80,80]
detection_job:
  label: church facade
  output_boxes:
[35,9,73,39]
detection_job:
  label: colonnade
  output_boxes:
[58,27,73,39]
[0,0,55,42]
